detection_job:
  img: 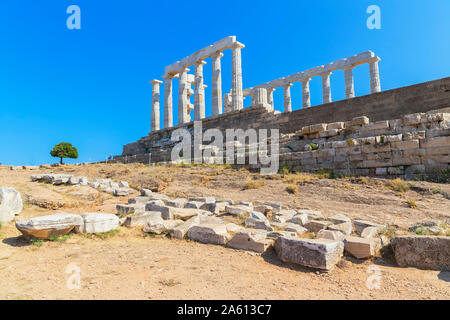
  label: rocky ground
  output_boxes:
[0,163,449,300]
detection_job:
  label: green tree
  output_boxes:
[50,142,78,164]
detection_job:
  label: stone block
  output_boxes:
[79,213,119,233]
[227,230,273,253]
[316,229,345,241]
[304,220,331,232]
[344,236,381,259]
[328,222,353,235]
[0,187,23,223]
[15,213,83,239]
[353,220,384,235]
[390,236,450,270]
[274,237,344,271]
[187,223,231,245]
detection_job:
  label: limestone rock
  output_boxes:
[225,205,252,217]
[284,223,308,234]
[267,231,297,239]
[143,216,183,234]
[361,226,380,238]
[245,217,273,231]
[275,237,344,270]
[249,211,268,221]
[0,187,23,223]
[227,230,273,253]
[170,216,201,239]
[189,196,215,203]
[128,196,152,204]
[225,223,244,233]
[287,213,309,226]
[116,204,144,216]
[16,213,83,239]
[344,236,381,259]
[354,220,384,235]
[304,220,331,233]
[390,236,450,270]
[317,229,345,241]
[187,223,231,245]
[166,198,188,208]
[328,213,351,224]
[328,222,353,235]
[298,209,324,220]
[79,213,119,233]
[124,211,162,228]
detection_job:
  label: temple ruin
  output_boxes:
[113,36,450,177]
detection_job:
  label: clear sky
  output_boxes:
[0,0,449,165]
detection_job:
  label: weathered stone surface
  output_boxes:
[225,223,244,233]
[225,205,252,217]
[124,211,162,228]
[145,203,173,220]
[0,187,23,223]
[16,213,83,239]
[284,223,308,234]
[317,229,345,241]
[298,209,324,220]
[187,223,231,245]
[344,236,381,259]
[143,216,183,234]
[116,203,144,216]
[140,189,153,196]
[267,230,297,239]
[227,230,273,253]
[79,213,119,233]
[287,213,309,226]
[328,213,351,224]
[390,236,450,270]
[170,216,201,239]
[172,208,209,221]
[304,220,331,232]
[245,217,273,231]
[200,201,220,213]
[128,196,152,204]
[361,226,380,238]
[275,237,344,270]
[328,222,353,235]
[189,196,215,203]
[166,198,188,208]
[249,211,268,221]
[353,220,384,235]
[147,193,170,202]
[185,201,203,209]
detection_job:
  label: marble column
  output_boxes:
[194,60,206,121]
[321,72,332,104]
[162,74,174,128]
[343,66,355,99]
[283,83,292,112]
[267,88,275,111]
[369,58,381,93]
[254,88,268,106]
[301,78,311,108]
[178,68,190,124]
[231,42,245,111]
[150,79,162,131]
[211,52,223,117]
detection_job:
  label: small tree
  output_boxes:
[50,142,78,164]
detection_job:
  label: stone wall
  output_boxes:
[113,77,450,177]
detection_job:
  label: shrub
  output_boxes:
[286,184,298,195]
[309,143,318,150]
[243,179,266,190]
[389,178,410,193]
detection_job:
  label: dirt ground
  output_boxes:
[0,163,449,300]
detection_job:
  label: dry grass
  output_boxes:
[389,178,410,193]
[286,184,298,195]
[406,199,417,209]
[243,179,266,190]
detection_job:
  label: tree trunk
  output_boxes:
[60,157,63,164]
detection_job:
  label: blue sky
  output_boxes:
[0,0,449,165]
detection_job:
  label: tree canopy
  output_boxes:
[50,142,78,164]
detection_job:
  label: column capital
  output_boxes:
[232,41,245,49]
[282,83,293,88]
[342,65,354,71]
[320,71,332,78]
[162,73,174,80]
[300,77,311,83]
[212,51,224,58]
[150,79,163,85]
[195,60,207,66]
